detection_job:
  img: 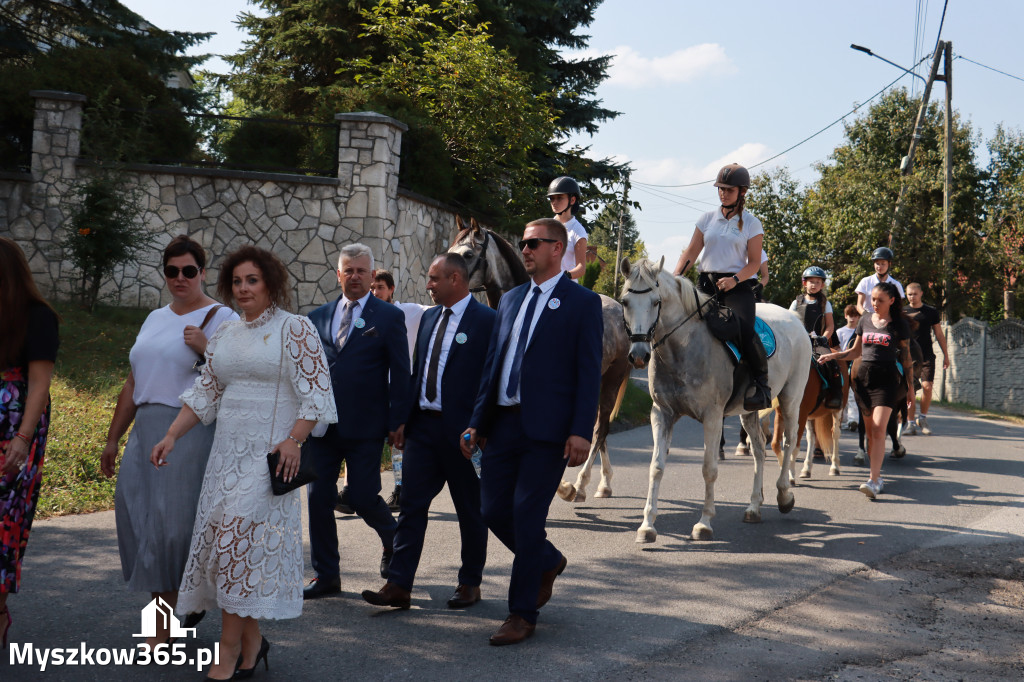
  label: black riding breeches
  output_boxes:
[698,272,766,376]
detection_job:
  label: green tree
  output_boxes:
[745,167,814,307]
[590,199,640,253]
[804,88,986,318]
[984,124,1024,318]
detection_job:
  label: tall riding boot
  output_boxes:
[824,360,844,409]
[743,332,772,412]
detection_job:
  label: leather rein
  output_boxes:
[622,277,715,350]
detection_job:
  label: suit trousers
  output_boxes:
[387,413,487,591]
[306,426,397,579]
[480,410,568,625]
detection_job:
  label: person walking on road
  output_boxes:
[462,218,603,646]
[362,253,494,611]
[904,283,950,435]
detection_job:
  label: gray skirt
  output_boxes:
[114,403,214,593]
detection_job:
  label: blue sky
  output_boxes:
[122,0,1024,266]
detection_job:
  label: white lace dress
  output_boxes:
[176,307,337,619]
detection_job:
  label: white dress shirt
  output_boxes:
[497,272,562,406]
[418,294,472,410]
[331,291,373,346]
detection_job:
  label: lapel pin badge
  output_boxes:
[354,318,366,329]
[548,298,561,310]
[455,332,468,345]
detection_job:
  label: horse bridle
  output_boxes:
[465,230,491,294]
[623,276,715,350]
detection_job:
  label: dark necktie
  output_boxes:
[506,286,542,399]
[336,299,356,349]
[425,308,452,403]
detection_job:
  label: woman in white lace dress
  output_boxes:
[151,246,337,681]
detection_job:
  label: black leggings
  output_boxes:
[698,272,756,338]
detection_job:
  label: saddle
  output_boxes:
[810,336,844,410]
[696,293,777,411]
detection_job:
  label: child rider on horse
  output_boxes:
[789,266,844,409]
[672,163,771,411]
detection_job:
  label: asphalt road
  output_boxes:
[5,406,1023,680]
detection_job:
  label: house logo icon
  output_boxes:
[133,597,197,639]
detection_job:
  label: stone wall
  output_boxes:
[0,92,465,312]
[934,317,1024,415]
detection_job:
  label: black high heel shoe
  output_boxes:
[233,636,270,679]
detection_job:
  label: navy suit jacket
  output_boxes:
[470,275,603,444]
[406,297,496,449]
[308,294,411,440]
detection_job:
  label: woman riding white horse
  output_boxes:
[620,257,810,542]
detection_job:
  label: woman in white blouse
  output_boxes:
[101,235,237,651]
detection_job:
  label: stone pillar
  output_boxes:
[335,112,407,272]
[9,91,86,294]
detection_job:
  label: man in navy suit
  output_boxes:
[361,253,495,610]
[303,243,410,599]
[462,218,603,645]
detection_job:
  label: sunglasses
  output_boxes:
[518,238,559,251]
[164,265,200,279]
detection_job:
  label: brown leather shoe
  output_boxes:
[536,554,567,608]
[446,584,481,609]
[488,614,536,646]
[361,582,411,609]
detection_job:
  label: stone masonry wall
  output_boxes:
[933,317,1024,416]
[0,93,463,313]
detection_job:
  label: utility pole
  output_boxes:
[940,42,954,323]
[614,179,629,293]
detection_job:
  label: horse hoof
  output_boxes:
[595,486,612,498]
[691,524,714,540]
[636,528,658,543]
[718,448,726,461]
[735,445,751,457]
[556,482,577,502]
[829,466,840,476]
[778,494,796,514]
[892,445,907,459]
[799,469,811,479]
[742,511,762,524]
[574,489,587,503]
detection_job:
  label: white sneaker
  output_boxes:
[853,449,866,466]
[918,415,931,435]
[904,421,918,436]
[859,479,881,499]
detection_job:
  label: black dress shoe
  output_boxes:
[446,584,481,609]
[302,577,341,600]
[380,549,394,580]
[233,636,270,679]
[182,610,206,629]
[386,485,402,512]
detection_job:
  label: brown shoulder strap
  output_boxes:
[199,304,225,331]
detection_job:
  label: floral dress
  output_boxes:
[1,304,59,593]
[175,307,337,619]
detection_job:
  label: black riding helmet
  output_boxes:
[870,246,894,262]
[713,163,750,189]
[547,176,581,216]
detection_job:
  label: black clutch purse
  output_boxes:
[266,449,318,495]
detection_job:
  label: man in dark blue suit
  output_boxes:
[302,243,410,599]
[462,218,603,645]
[361,253,495,610]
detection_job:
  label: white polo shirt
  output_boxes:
[695,209,764,274]
[561,216,588,274]
[855,274,905,313]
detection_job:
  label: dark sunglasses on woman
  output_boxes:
[164,265,201,279]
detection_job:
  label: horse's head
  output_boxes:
[620,256,666,369]
[449,216,489,290]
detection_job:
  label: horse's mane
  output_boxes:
[630,259,708,317]
[486,229,529,284]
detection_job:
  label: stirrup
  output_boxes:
[743,381,771,412]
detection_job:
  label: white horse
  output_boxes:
[449,217,631,504]
[620,257,811,543]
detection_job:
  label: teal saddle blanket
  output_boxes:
[725,317,777,363]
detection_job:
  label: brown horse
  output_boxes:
[448,217,631,503]
[771,337,851,483]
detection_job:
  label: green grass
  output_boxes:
[609,379,653,433]
[934,400,1024,426]
[40,303,150,518]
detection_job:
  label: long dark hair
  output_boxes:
[0,237,60,366]
[873,281,905,328]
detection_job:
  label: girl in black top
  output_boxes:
[818,282,912,499]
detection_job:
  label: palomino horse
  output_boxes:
[620,257,811,543]
[771,337,851,483]
[448,217,631,503]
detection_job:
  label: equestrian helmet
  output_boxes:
[546,176,581,200]
[870,246,895,262]
[802,266,827,280]
[713,163,750,189]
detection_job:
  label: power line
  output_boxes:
[634,69,914,189]
[933,0,950,55]
[956,55,1024,84]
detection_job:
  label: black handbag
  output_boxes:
[267,449,318,495]
[264,315,318,496]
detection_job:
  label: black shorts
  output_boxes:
[918,358,936,383]
[855,361,904,410]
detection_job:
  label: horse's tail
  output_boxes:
[609,373,630,422]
